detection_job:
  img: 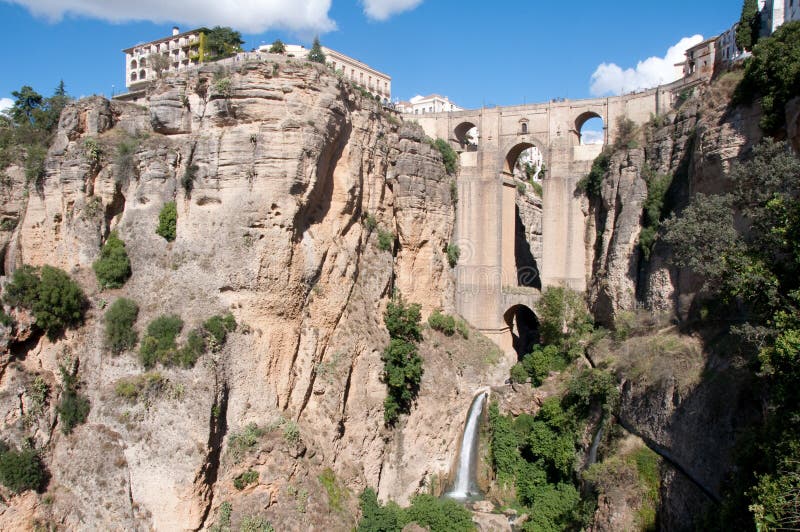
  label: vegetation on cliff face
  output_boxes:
[357,488,474,531]
[0,83,71,189]
[736,21,800,133]
[664,139,800,530]
[3,264,86,340]
[382,297,424,425]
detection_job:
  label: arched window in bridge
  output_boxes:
[521,122,528,134]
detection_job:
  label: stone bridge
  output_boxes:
[415,79,697,354]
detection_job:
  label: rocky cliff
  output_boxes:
[0,58,506,530]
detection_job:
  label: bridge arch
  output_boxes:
[575,111,605,145]
[454,121,478,150]
[503,304,539,360]
[503,139,547,176]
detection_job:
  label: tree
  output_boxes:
[735,21,800,133]
[268,39,286,54]
[150,53,171,79]
[205,26,244,58]
[736,0,761,52]
[10,86,43,125]
[308,37,326,64]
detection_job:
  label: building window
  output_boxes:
[140,69,147,79]
[130,59,137,69]
[140,57,147,67]
[131,72,137,81]
[521,122,528,134]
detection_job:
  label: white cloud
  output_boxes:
[361,0,423,21]
[5,0,336,34]
[0,98,12,115]
[590,35,704,97]
[581,130,604,145]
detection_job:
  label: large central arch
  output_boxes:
[503,305,539,360]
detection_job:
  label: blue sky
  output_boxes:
[0,1,741,111]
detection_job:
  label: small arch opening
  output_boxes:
[130,59,137,69]
[521,122,528,134]
[139,69,147,79]
[454,122,478,151]
[503,305,540,361]
[506,143,543,180]
[576,112,604,145]
[130,72,138,81]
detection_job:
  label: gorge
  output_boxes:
[0,19,799,531]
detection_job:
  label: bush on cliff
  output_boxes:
[104,297,139,354]
[3,264,86,340]
[156,202,177,242]
[93,231,132,288]
[139,314,183,368]
[382,297,423,425]
[0,447,47,493]
[357,488,474,532]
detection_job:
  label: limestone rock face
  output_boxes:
[587,149,648,326]
[0,58,504,529]
[586,80,762,323]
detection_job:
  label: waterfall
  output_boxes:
[587,418,605,468]
[446,391,488,500]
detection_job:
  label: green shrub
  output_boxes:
[4,265,86,340]
[382,338,423,425]
[433,138,458,175]
[203,313,237,348]
[0,448,46,493]
[357,488,475,532]
[536,286,592,347]
[428,310,456,336]
[577,151,610,198]
[227,423,265,463]
[382,297,423,425]
[114,372,165,402]
[283,419,301,445]
[404,494,475,531]
[0,308,14,328]
[377,228,394,252]
[363,213,378,231]
[156,201,177,242]
[319,468,347,513]
[638,167,674,261]
[268,39,286,54]
[139,314,183,368]
[455,319,469,339]
[104,297,139,354]
[57,365,90,434]
[445,244,460,268]
[239,515,275,532]
[93,231,132,289]
[510,362,529,384]
[384,298,422,342]
[530,181,543,197]
[175,329,206,368]
[233,469,259,490]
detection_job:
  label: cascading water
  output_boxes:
[446,391,489,500]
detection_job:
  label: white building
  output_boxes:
[258,43,392,101]
[761,0,786,35]
[717,23,744,65]
[396,94,462,115]
[124,27,204,90]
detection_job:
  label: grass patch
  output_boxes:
[233,469,259,490]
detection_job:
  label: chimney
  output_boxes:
[172,26,180,36]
